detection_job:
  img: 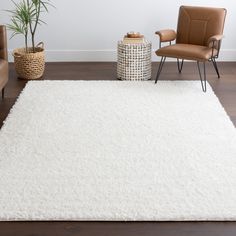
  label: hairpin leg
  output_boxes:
[177,59,184,73]
[211,57,220,79]
[197,61,207,92]
[155,57,166,84]
[2,88,5,99]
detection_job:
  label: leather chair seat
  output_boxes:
[156,44,217,61]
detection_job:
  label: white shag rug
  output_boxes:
[0,80,236,221]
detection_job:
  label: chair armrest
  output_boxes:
[0,25,8,61]
[207,34,224,48]
[155,29,176,42]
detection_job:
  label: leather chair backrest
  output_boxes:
[0,25,8,61]
[176,6,226,47]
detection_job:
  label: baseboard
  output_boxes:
[8,49,236,62]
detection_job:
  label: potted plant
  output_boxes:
[6,0,54,80]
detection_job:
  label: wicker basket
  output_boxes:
[13,42,45,80]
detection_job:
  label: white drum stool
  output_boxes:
[117,41,152,81]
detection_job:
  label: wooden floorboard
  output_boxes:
[1,221,236,236]
[0,62,236,236]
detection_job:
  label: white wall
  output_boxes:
[1,0,236,62]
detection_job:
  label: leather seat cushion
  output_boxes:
[156,43,217,61]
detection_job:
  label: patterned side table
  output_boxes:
[117,40,152,81]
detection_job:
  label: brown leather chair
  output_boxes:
[155,6,227,92]
[0,25,8,99]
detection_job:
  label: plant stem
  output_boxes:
[25,31,28,53]
[32,32,35,52]
[27,0,33,52]
[32,1,41,52]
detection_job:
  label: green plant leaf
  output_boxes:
[5,0,55,51]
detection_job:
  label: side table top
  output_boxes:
[118,40,152,46]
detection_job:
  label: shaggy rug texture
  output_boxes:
[0,81,236,221]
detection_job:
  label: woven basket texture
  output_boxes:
[13,46,45,80]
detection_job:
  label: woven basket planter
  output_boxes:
[13,42,45,80]
[117,41,152,81]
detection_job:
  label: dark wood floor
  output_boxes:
[0,62,236,236]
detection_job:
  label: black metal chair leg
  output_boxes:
[1,88,4,99]
[197,61,207,92]
[177,59,184,73]
[155,57,166,83]
[211,57,220,79]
